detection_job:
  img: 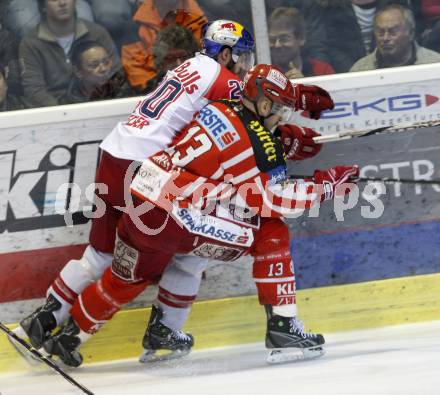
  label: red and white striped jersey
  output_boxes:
[131,100,322,218]
[100,54,242,162]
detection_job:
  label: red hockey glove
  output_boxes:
[313,165,359,201]
[278,124,322,161]
[292,84,334,119]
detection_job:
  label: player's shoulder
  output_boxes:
[171,54,240,99]
[204,63,241,101]
[177,54,220,78]
[197,100,245,132]
[196,100,246,151]
[191,53,239,85]
[170,54,220,96]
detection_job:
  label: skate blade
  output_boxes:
[267,345,325,364]
[7,328,46,367]
[139,348,191,363]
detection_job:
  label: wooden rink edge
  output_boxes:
[1,272,440,374]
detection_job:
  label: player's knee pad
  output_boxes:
[252,248,296,306]
[48,245,113,326]
[53,245,112,300]
[83,245,113,279]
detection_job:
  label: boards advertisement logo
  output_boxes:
[0,141,100,233]
[294,88,440,134]
[298,93,439,120]
[320,94,439,119]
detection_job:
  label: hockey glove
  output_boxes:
[313,165,359,201]
[278,124,322,161]
[292,84,334,119]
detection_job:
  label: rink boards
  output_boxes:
[1,272,440,373]
[1,65,440,371]
[1,123,439,301]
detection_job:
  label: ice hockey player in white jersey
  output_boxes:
[12,20,256,361]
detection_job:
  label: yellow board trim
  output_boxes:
[2,273,440,373]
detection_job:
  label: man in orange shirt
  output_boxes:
[122,0,207,91]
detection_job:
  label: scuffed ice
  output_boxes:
[1,321,440,395]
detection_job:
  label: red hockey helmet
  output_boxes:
[242,64,295,108]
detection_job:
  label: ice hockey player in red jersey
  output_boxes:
[41,64,358,367]
[12,19,256,359]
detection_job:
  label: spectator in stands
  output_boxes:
[61,40,133,104]
[19,0,120,108]
[86,0,140,50]
[0,65,23,111]
[0,19,22,97]
[268,7,335,78]
[121,0,207,92]
[4,0,140,50]
[316,0,382,73]
[350,4,440,71]
[420,0,440,53]
[3,0,94,39]
[266,0,330,63]
[143,25,198,94]
[197,0,253,34]
[317,0,428,73]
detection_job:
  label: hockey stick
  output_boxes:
[0,322,94,395]
[355,176,440,185]
[289,175,440,185]
[312,119,440,143]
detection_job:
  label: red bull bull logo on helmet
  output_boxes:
[220,22,237,31]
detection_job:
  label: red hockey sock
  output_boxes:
[70,267,150,333]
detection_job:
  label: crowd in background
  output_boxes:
[1,0,440,112]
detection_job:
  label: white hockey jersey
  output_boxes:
[100,54,242,161]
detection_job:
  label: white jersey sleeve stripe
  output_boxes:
[232,166,260,184]
[223,147,254,169]
[180,176,208,198]
[210,166,224,180]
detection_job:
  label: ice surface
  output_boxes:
[1,321,440,395]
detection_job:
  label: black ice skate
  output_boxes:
[8,295,61,365]
[139,304,194,363]
[43,317,83,368]
[265,306,325,364]
[19,294,61,349]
